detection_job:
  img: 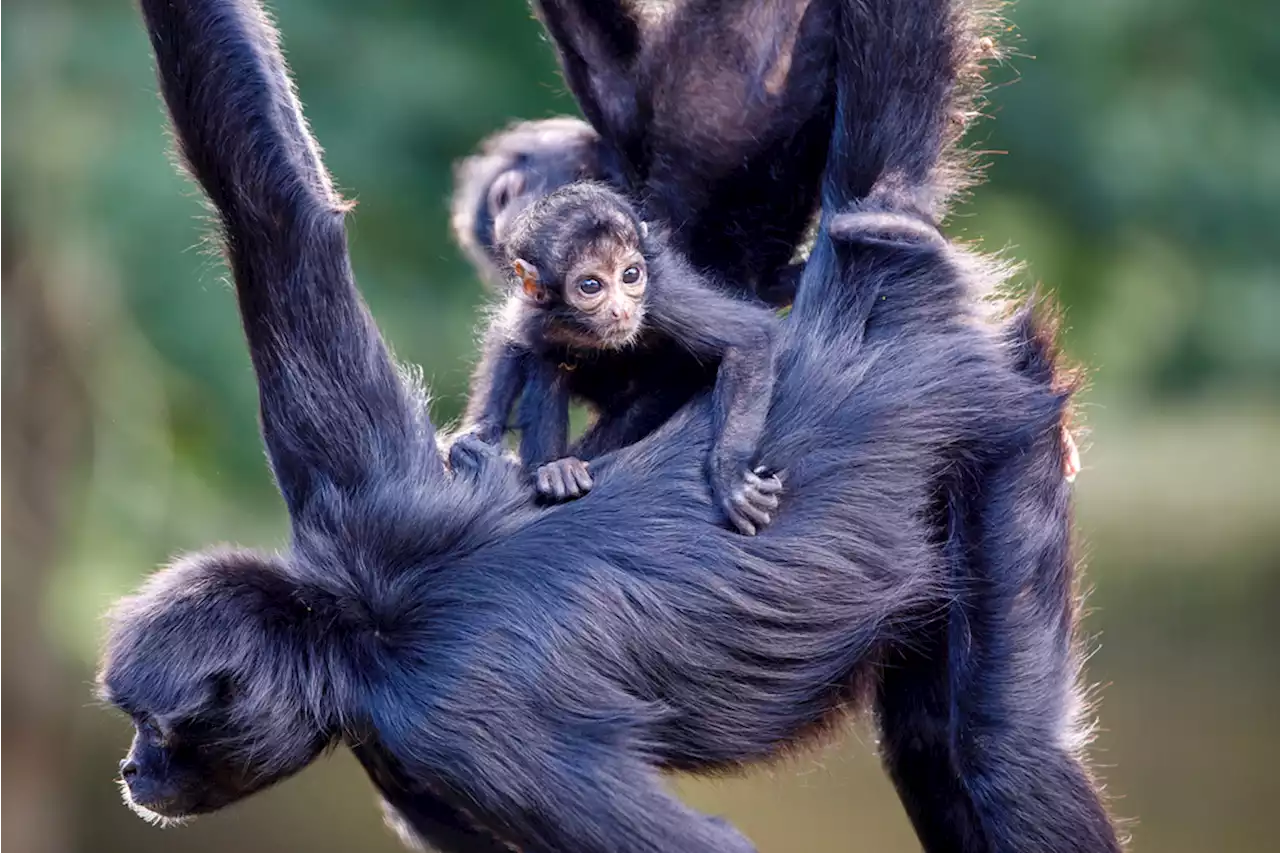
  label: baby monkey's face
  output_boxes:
[562,234,647,348]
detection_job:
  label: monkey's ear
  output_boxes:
[638,221,649,239]
[512,258,547,302]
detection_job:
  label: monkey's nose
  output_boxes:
[610,305,631,320]
[120,759,139,781]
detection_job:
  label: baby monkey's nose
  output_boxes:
[120,759,139,780]
[610,304,632,321]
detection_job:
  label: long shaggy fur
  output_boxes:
[97,1,1122,851]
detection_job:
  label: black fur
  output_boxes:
[99,1,1122,851]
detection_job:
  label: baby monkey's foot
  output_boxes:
[715,466,783,536]
[535,456,594,503]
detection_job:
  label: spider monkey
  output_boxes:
[101,1,1123,851]
[463,181,783,534]
[451,0,835,306]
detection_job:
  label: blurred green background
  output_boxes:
[3,1,1277,851]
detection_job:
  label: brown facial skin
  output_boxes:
[508,207,651,352]
[559,239,647,348]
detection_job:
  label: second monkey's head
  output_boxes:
[502,182,651,350]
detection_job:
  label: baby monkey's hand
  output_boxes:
[449,431,505,478]
[713,465,783,536]
[535,456,594,503]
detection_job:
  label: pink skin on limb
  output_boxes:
[1062,428,1081,482]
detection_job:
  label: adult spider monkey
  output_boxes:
[99,0,1122,851]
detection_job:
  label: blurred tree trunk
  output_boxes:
[2,222,90,853]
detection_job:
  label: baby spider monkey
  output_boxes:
[462,181,783,535]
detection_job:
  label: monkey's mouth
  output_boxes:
[119,779,194,826]
[599,327,640,348]
[599,313,644,348]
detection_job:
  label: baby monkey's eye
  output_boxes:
[578,278,604,296]
[621,265,642,285]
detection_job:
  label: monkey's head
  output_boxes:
[451,117,606,287]
[98,549,331,823]
[503,182,650,349]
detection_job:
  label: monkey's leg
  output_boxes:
[569,391,685,461]
[379,794,515,853]
[877,443,1122,853]
[531,0,641,146]
[517,767,756,853]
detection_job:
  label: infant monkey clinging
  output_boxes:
[462,181,785,535]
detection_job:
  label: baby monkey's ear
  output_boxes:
[512,258,547,303]
[639,221,649,239]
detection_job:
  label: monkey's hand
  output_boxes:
[449,431,506,478]
[712,465,783,536]
[534,457,594,503]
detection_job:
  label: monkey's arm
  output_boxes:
[462,324,529,446]
[516,359,593,502]
[138,0,444,516]
[648,266,783,535]
[530,0,642,149]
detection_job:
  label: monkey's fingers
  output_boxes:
[548,464,572,500]
[449,433,500,476]
[745,470,784,495]
[569,460,594,493]
[535,458,593,502]
[738,492,775,529]
[726,505,758,537]
[722,487,774,536]
[535,465,557,498]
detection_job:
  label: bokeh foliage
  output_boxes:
[3,1,1277,852]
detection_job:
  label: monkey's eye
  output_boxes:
[621,265,642,285]
[137,716,165,742]
[578,278,604,296]
[487,170,524,214]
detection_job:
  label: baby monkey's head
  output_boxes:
[503,182,649,349]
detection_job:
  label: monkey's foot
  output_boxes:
[716,467,783,536]
[535,457,594,503]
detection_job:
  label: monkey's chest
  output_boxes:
[560,346,719,412]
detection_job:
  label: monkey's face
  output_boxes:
[563,246,647,347]
[450,118,603,282]
[115,702,242,822]
[105,666,326,824]
[98,550,330,823]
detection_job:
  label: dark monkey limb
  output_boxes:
[100,1,1122,852]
